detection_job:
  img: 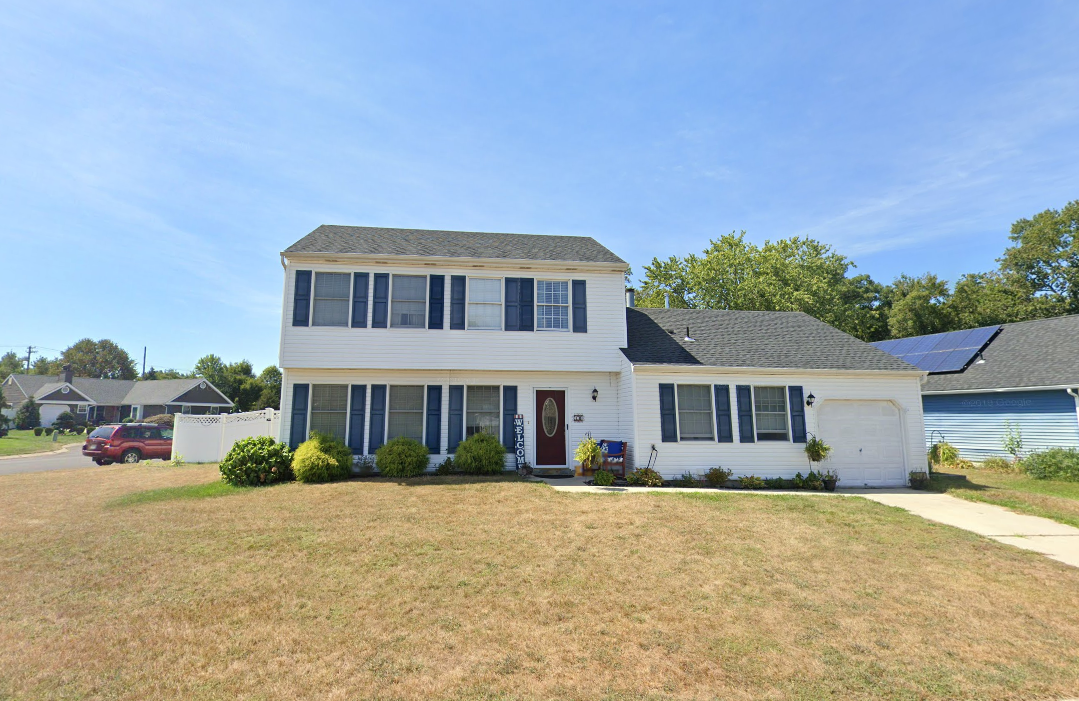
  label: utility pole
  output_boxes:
[142,346,147,378]
[25,346,34,373]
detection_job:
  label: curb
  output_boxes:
[0,442,82,461]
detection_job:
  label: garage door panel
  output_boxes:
[818,400,906,487]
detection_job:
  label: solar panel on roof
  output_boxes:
[870,325,1000,373]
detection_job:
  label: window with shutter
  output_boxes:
[312,273,350,327]
[713,385,733,443]
[753,386,788,441]
[348,385,366,454]
[676,384,714,440]
[788,386,807,443]
[571,279,587,333]
[447,385,464,452]
[468,278,502,330]
[658,383,677,442]
[292,271,312,327]
[310,384,348,441]
[450,276,466,330]
[289,384,309,448]
[502,386,517,451]
[504,278,520,331]
[371,274,389,328]
[351,273,369,328]
[735,385,755,443]
[536,280,569,331]
[426,386,442,454]
[428,275,445,329]
[391,275,427,328]
[369,385,386,452]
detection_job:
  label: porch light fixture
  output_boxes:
[591,387,599,402]
[805,393,816,407]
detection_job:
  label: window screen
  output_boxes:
[391,275,427,328]
[677,384,714,440]
[536,280,569,330]
[468,278,502,330]
[310,384,348,442]
[312,273,351,327]
[466,385,499,437]
[387,385,425,441]
[754,386,789,441]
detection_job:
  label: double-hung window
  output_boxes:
[466,385,500,437]
[467,278,502,330]
[312,273,351,327]
[754,386,789,441]
[536,280,569,331]
[390,275,427,328]
[676,384,714,440]
[387,385,424,441]
[310,384,348,442]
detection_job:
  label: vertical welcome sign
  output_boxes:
[513,414,525,467]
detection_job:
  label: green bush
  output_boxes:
[803,470,824,490]
[454,432,506,475]
[33,427,43,436]
[44,427,54,436]
[74,425,86,435]
[53,411,77,431]
[375,436,430,478]
[626,467,663,487]
[435,456,454,475]
[738,475,765,489]
[15,399,41,430]
[121,417,134,423]
[144,414,174,427]
[1021,448,1079,481]
[592,469,615,486]
[704,466,732,487]
[219,436,294,487]
[929,441,960,467]
[293,445,339,483]
[308,432,352,478]
[764,476,786,489]
[673,472,698,487]
[980,456,1015,472]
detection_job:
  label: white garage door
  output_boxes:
[818,400,907,487]
[38,404,70,428]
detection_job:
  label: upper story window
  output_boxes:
[754,386,788,441]
[390,275,427,328]
[312,273,351,327]
[468,278,502,330]
[387,385,425,441]
[536,280,569,331]
[677,384,714,440]
[466,385,500,437]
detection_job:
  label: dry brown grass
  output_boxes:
[2,465,1079,700]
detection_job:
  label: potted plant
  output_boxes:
[821,468,839,492]
[909,470,930,490]
[574,436,603,476]
[805,435,832,466]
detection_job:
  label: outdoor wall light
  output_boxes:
[805,393,816,407]
[591,387,599,402]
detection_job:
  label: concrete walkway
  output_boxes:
[538,478,1079,568]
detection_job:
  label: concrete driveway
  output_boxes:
[0,443,96,476]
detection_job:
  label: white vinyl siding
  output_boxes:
[391,275,427,328]
[466,385,500,437]
[387,385,424,441]
[754,386,788,441]
[536,280,569,331]
[468,278,502,330]
[310,384,348,441]
[312,273,351,327]
[676,384,713,440]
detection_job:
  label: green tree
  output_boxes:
[880,273,953,338]
[141,367,193,380]
[999,199,1079,313]
[61,339,137,379]
[194,355,257,408]
[0,351,22,378]
[255,366,282,410]
[32,356,63,376]
[193,354,228,390]
[15,398,41,429]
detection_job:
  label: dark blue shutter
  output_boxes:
[289,383,309,448]
[448,385,464,452]
[351,273,369,328]
[736,385,755,443]
[428,275,445,329]
[426,385,442,454]
[292,271,311,327]
[659,383,677,442]
[788,386,806,443]
[371,274,389,328]
[348,385,366,454]
[502,386,517,451]
[520,278,534,331]
[504,278,520,331]
[368,384,386,452]
[714,385,733,443]
[572,279,587,333]
[450,276,466,330]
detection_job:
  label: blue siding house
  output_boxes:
[874,315,1079,462]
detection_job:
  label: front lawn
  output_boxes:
[1,466,1078,700]
[0,428,84,456]
[931,465,1079,528]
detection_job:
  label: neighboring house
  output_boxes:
[278,225,927,486]
[1,364,233,426]
[874,315,1079,461]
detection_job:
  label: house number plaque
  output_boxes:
[573,414,584,422]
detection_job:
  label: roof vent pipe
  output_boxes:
[664,292,670,308]
[625,288,635,308]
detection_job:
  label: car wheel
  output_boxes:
[121,450,141,464]
[93,458,104,465]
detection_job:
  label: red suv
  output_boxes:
[83,424,174,465]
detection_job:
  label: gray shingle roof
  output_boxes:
[2,375,232,406]
[123,378,208,405]
[284,225,627,265]
[623,308,921,372]
[922,314,1079,392]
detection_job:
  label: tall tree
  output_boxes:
[60,339,137,379]
[0,351,22,378]
[32,356,63,376]
[255,366,282,410]
[880,273,953,338]
[999,199,1079,313]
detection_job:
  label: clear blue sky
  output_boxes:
[3,1,1078,373]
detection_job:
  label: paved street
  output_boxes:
[0,444,95,476]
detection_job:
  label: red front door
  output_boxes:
[535,390,566,466]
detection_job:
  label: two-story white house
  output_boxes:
[278,225,928,487]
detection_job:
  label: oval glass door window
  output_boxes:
[542,397,559,437]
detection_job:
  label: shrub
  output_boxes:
[435,456,454,475]
[704,466,732,487]
[53,411,77,431]
[803,470,824,490]
[574,436,603,473]
[953,459,976,470]
[43,427,54,436]
[1002,420,1024,460]
[454,432,506,475]
[792,472,805,488]
[593,469,615,486]
[674,472,698,487]
[1021,448,1079,481]
[626,467,663,487]
[121,417,134,423]
[219,436,294,487]
[307,431,353,478]
[980,456,1015,472]
[74,425,86,435]
[738,475,765,489]
[764,476,786,489]
[293,445,340,483]
[144,414,174,427]
[375,436,430,478]
[33,427,43,436]
[15,399,41,430]
[929,441,960,467]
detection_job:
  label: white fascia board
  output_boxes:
[922,384,1079,395]
[281,252,628,274]
[626,363,926,379]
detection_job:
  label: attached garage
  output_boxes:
[818,400,908,487]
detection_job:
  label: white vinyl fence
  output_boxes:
[172,409,281,463]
